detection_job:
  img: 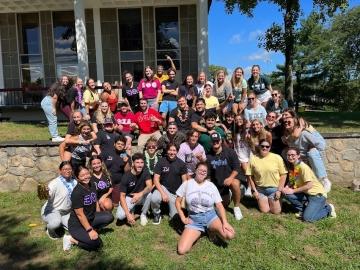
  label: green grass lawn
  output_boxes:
[0,111,359,142]
[1,185,359,270]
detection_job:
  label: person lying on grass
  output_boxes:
[282,147,336,222]
[175,162,235,255]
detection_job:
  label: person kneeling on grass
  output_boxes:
[63,166,114,251]
[151,143,188,225]
[41,161,77,239]
[175,162,235,255]
[116,153,153,226]
[246,139,287,214]
[282,147,336,222]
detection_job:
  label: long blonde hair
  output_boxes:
[95,101,113,124]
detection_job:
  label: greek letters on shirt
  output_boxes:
[162,166,170,173]
[116,118,132,125]
[210,159,228,169]
[126,88,139,96]
[142,82,158,89]
[83,192,97,206]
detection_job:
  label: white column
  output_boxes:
[196,0,209,74]
[0,30,4,89]
[74,0,89,81]
[93,8,104,81]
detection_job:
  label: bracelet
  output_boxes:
[86,227,93,233]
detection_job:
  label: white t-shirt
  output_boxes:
[176,178,222,213]
[43,176,77,214]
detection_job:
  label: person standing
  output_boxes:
[159,68,179,126]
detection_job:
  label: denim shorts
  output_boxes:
[186,209,218,232]
[257,186,278,200]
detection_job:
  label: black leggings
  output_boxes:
[69,211,114,251]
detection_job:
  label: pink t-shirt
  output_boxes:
[137,78,161,99]
[114,111,135,133]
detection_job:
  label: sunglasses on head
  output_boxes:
[260,144,270,149]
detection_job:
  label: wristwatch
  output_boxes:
[86,227,93,232]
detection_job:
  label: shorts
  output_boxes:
[159,100,177,114]
[256,90,271,103]
[257,186,278,200]
[186,209,218,232]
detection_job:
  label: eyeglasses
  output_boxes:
[267,115,276,119]
[260,145,270,149]
[287,154,297,157]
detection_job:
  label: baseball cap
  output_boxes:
[210,132,221,142]
[104,117,114,125]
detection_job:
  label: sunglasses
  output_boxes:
[147,145,157,149]
[260,145,270,149]
[287,154,297,157]
[248,98,255,101]
[267,115,276,119]
[271,93,278,97]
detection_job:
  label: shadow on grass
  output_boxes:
[0,214,143,270]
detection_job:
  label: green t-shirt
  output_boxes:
[199,126,226,154]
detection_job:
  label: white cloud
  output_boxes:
[248,30,263,41]
[229,33,242,44]
[247,50,272,63]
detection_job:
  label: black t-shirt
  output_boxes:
[122,82,140,109]
[169,107,194,132]
[247,75,271,95]
[95,130,120,158]
[91,174,112,199]
[162,79,179,101]
[265,124,286,156]
[119,169,151,195]
[207,147,241,188]
[191,110,207,126]
[68,182,97,228]
[153,157,187,194]
[103,150,130,185]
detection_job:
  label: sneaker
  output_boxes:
[329,203,337,218]
[152,213,162,225]
[140,214,148,226]
[244,186,252,197]
[320,178,332,193]
[52,136,65,143]
[295,212,303,219]
[233,206,243,221]
[63,234,72,251]
[46,229,59,240]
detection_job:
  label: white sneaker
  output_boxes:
[52,136,65,143]
[63,234,72,251]
[320,178,332,193]
[329,203,337,218]
[244,186,252,197]
[233,206,243,221]
[140,214,148,226]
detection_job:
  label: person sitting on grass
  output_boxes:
[246,139,287,214]
[282,147,336,222]
[88,155,113,212]
[143,136,161,178]
[151,143,188,225]
[41,161,77,240]
[175,162,235,255]
[63,166,114,251]
[116,153,153,226]
[157,122,186,156]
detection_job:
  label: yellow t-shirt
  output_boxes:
[288,162,325,196]
[154,74,169,102]
[82,88,100,109]
[246,152,287,187]
[204,96,219,110]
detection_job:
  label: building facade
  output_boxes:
[0,0,209,90]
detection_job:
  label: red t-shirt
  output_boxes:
[138,78,161,99]
[114,111,135,133]
[134,108,162,134]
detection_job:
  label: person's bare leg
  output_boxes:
[177,228,202,255]
[208,218,235,241]
[257,196,270,213]
[269,198,282,214]
[230,180,241,207]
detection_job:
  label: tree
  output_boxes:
[208,64,228,82]
[222,0,348,103]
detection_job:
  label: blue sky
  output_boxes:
[208,0,360,78]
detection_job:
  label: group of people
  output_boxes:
[40,62,336,255]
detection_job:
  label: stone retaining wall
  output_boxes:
[0,135,359,192]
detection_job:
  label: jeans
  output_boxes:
[41,204,69,232]
[306,148,328,179]
[41,96,59,138]
[285,193,331,222]
[151,185,177,218]
[116,193,152,220]
[257,186,278,200]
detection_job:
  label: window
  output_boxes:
[118,8,144,82]
[155,7,180,70]
[17,13,44,86]
[53,11,77,78]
